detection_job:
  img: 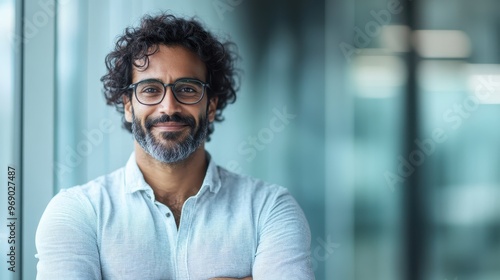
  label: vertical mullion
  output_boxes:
[403,1,424,280]
[17,1,24,279]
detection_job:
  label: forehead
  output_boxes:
[132,45,207,82]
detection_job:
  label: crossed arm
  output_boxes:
[210,277,252,280]
[214,189,314,280]
[36,188,313,279]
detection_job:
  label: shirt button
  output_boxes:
[166,213,171,218]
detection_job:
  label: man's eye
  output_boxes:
[177,87,196,93]
[142,87,161,94]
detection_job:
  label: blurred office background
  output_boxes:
[1,0,500,279]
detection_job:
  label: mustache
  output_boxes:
[145,113,196,130]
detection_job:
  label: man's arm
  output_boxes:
[36,190,102,280]
[252,187,315,280]
[210,277,252,280]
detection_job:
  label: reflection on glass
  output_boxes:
[412,30,471,58]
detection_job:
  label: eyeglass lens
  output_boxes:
[136,79,204,104]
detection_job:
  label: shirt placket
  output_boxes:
[147,191,178,279]
[175,196,197,280]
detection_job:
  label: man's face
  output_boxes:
[124,45,217,164]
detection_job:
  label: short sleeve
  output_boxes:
[252,187,315,279]
[35,189,102,280]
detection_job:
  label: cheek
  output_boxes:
[130,106,150,127]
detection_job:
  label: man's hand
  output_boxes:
[210,277,252,280]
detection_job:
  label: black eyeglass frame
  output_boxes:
[127,78,210,106]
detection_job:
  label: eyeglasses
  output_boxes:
[127,78,210,105]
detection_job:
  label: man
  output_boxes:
[36,13,314,280]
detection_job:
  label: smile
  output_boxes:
[152,122,189,132]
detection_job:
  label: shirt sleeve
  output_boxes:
[252,187,315,280]
[35,189,102,280]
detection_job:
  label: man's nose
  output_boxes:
[157,87,182,115]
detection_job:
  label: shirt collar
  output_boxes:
[123,151,222,196]
[124,152,151,195]
[201,152,222,194]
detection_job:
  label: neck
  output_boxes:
[134,142,208,204]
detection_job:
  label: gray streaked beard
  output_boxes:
[131,109,208,164]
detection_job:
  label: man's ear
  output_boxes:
[123,95,133,123]
[207,96,218,122]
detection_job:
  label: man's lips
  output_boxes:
[152,122,189,131]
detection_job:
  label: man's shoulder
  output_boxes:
[214,165,307,231]
[41,167,126,222]
[215,164,289,197]
[58,166,126,201]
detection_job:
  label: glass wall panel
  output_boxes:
[418,0,500,279]
[345,0,408,279]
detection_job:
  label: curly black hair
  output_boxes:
[100,13,239,140]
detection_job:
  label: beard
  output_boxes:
[131,109,209,164]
